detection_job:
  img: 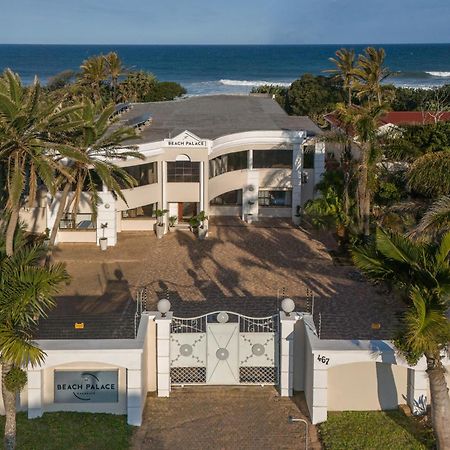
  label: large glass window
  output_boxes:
[258,190,292,207]
[210,189,243,206]
[253,150,293,169]
[121,203,156,219]
[167,161,200,182]
[59,213,95,229]
[209,151,248,178]
[124,162,158,186]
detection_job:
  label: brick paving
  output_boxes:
[131,387,315,450]
[48,218,405,340]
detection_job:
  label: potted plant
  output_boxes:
[197,211,208,240]
[189,215,200,235]
[293,205,302,226]
[43,228,51,248]
[154,209,168,239]
[99,223,108,250]
[168,215,178,231]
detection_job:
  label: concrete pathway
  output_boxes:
[131,387,319,450]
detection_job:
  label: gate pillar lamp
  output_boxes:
[157,299,171,317]
[281,298,295,317]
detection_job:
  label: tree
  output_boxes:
[354,47,390,107]
[47,100,142,252]
[326,48,356,106]
[105,52,123,103]
[79,55,107,102]
[144,81,187,102]
[118,71,157,103]
[0,225,70,449]
[352,228,450,449]
[412,196,450,239]
[0,69,82,257]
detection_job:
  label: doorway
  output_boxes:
[178,202,197,222]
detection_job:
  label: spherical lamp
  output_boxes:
[157,299,171,317]
[281,298,295,316]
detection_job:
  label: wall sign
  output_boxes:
[164,130,208,148]
[54,370,119,403]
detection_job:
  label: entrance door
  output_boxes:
[206,323,239,384]
[178,202,197,222]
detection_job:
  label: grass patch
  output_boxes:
[0,412,134,450]
[319,410,435,450]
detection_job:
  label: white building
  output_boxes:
[23,95,324,246]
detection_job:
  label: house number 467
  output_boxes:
[317,355,330,365]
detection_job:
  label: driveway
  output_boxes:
[131,387,313,450]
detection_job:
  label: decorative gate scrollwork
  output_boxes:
[170,312,279,385]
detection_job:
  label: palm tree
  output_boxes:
[47,99,142,251]
[325,48,356,106]
[355,47,390,106]
[79,55,107,102]
[118,71,156,103]
[0,225,70,449]
[105,52,123,103]
[352,228,450,449]
[334,102,386,238]
[0,69,82,257]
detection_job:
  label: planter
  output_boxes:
[43,238,51,248]
[99,237,108,251]
[198,226,208,240]
[245,213,253,224]
[293,215,301,226]
[155,224,165,239]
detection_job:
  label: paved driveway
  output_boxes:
[131,387,312,450]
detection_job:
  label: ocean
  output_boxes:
[0,44,449,95]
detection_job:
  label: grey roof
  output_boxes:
[119,95,321,144]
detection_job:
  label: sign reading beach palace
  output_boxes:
[165,130,208,147]
[54,370,118,403]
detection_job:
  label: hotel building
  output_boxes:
[25,95,324,246]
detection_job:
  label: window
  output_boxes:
[59,213,95,229]
[210,189,243,206]
[121,203,156,219]
[258,190,292,207]
[124,162,158,186]
[167,161,200,182]
[209,151,248,178]
[303,146,315,169]
[253,150,293,169]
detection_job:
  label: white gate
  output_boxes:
[170,311,279,385]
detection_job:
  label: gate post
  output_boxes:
[407,367,428,414]
[279,302,299,397]
[156,311,173,397]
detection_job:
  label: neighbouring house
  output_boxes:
[19,95,325,247]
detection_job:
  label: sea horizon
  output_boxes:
[1,43,449,95]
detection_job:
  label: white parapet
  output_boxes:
[155,312,173,397]
[279,311,300,397]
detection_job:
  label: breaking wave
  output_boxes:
[425,71,450,77]
[219,79,292,87]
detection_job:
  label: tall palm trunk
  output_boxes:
[47,183,72,259]
[427,357,450,450]
[2,363,17,450]
[357,147,370,237]
[5,205,20,257]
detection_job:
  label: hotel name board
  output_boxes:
[54,370,118,403]
[166,139,207,147]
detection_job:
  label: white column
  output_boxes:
[279,311,300,397]
[243,171,259,221]
[127,368,143,426]
[96,190,117,246]
[199,161,204,212]
[156,312,173,397]
[291,143,303,222]
[310,361,328,424]
[248,149,253,170]
[313,140,326,198]
[161,161,168,233]
[407,368,429,414]
[27,369,43,419]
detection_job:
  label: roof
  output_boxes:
[118,95,321,144]
[324,109,450,130]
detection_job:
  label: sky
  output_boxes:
[1,0,450,45]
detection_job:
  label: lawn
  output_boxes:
[319,411,435,450]
[0,412,134,450]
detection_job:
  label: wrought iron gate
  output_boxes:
[170,311,279,385]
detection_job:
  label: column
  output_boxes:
[291,143,302,223]
[407,368,429,415]
[27,369,43,419]
[313,140,326,198]
[243,171,259,222]
[279,311,300,397]
[248,149,253,170]
[96,189,117,246]
[199,161,204,212]
[127,368,143,426]
[161,161,168,233]
[155,312,173,397]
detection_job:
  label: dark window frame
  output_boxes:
[121,203,156,220]
[209,151,248,178]
[210,189,243,206]
[167,161,200,183]
[124,162,158,186]
[258,189,292,207]
[253,150,293,169]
